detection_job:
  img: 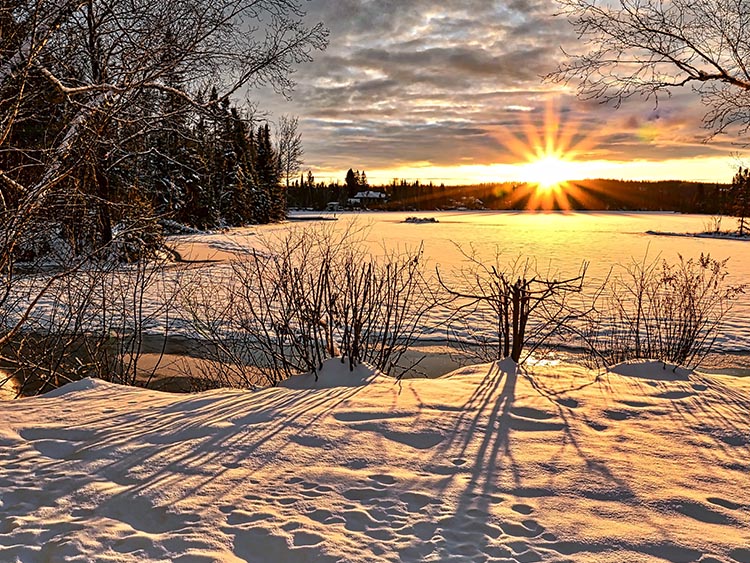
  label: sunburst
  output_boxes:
[520,154,579,191]
[497,99,600,210]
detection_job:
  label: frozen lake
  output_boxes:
[13,210,749,389]
[250,211,748,368]
[281,211,748,287]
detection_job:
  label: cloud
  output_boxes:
[253,0,734,183]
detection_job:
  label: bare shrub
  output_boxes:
[337,244,435,375]
[181,224,435,387]
[0,247,177,396]
[89,254,178,387]
[703,216,723,235]
[581,253,745,368]
[438,246,588,364]
[178,266,259,390]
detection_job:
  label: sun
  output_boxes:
[520,153,578,191]
[495,99,600,210]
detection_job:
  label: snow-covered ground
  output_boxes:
[2,359,748,562]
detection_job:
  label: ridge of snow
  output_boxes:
[279,358,387,389]
[609,359,693,380]
[40,377,110,398]
[440,357,518,379]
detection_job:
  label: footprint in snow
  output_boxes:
[656,390,696,400]
[369,474,397,485]
[511,503,534,515]
[293,531,323,547]
[707,497,742,510]
[349,421,444,450]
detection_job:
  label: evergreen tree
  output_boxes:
[253,123,268,221]
[730,167,750,236]
[224,108,256,225]
[345,168,358,198]
[252,123,279,223]
[138,35,200,223]
[1,0,326,258]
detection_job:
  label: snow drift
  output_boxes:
[1,359,748,562]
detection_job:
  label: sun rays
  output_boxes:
[499,100,600,210]
[519,155,578,191]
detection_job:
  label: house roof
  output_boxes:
[353,191,387,199]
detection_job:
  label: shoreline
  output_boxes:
[646,229,750,241]
[3,333,749,399]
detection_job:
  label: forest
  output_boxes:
[287,175,738,215]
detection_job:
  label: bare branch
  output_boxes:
[549,0,750,136]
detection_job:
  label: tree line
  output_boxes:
[288,177,744,215]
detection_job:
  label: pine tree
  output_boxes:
[254,123,284,221]
[345,168,358,198]
[225,107,256,225]
[730,167,750,236]
[141,36,198,222]
[249,124,270,223]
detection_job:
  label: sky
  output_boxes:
[256,0,743,186]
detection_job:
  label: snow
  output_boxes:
[647,230,750,241]
[1,358,749,562]
[609,359,693,381]
[279,360,386,389]
[40,377,105,398]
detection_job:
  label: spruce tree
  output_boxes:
[255,123,284,222]
[225,108,256,225]
[250,124,271,223]
[345,168,358,198]
[730,167,750,236]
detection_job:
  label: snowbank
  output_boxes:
[609,359,693,381]
[279,358,387,389]
[1,360,749,562]
[40,377,109,398]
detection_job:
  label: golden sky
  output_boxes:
[258,1,742,186]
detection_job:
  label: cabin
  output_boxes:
[351,190,388,209]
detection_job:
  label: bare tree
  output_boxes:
[438,246,589,363]
[276,114,304,187]
[549,0,750,137]
[0,0,327,395]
